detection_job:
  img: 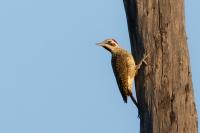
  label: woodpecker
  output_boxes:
[97,38,147,109]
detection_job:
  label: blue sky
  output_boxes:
[0,0,199,133]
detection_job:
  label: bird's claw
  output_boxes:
[142,53,149,65]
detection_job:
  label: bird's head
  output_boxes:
[96,38,120,53]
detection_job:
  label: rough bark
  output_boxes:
[123,0,198,132]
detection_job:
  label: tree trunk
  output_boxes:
[123,0,198,132]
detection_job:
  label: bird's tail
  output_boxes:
[130,94,141,118]
[130,94,139,109]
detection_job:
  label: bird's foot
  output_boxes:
[136,53,149,70]
[141,54,149,65]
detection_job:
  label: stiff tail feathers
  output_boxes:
[130,94,139,109]
[130,95,141,118]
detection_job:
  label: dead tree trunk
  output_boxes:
[123,0,198,132]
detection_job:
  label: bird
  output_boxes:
[97,38,148,110]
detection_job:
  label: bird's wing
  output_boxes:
[111,52,130,103]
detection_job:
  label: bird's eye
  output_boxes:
[109,41,117,47]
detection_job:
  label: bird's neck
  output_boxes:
[111,47,124,54]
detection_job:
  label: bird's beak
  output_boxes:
[96,42,102,45]
[96,42,105,46]
[96,42,111,52]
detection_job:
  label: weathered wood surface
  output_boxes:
[123,0,198,132]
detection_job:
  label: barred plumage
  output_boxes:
[111,49,136,103]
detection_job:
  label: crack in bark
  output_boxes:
[157,0,164,90]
